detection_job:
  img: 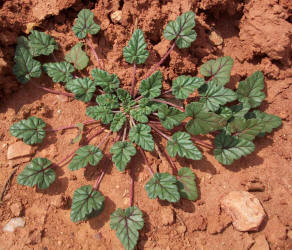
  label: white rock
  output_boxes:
[111,10,122,24]
[7,141,34,160]
[3,217,25,232]
[221,191,266,232]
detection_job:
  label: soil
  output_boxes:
[1,0,292,249]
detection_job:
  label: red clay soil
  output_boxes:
[1,0,292,249]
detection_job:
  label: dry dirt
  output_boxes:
[1,0,292,249]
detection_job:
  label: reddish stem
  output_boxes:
[47,120,98,132]
[93,155,109,190]
[159,144,178,175]
[161,89,172,96]
[87,38,102,69]
[130,63,137,97]
[36,85,74,97]
[148,123,172,141]
[139,148,154,176]
[191,136,213,149]
[152,98,185,112]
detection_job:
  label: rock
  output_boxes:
[153,40,170,58]
[161,207,174,226]
[209,30,223,45]
[186,214,207,232]
[51,195,68,209]
[251,235,270,250]
[111,10,122,24]
[3,217,25,232]
[176,224,186,234]
[10,202,23,217]
[221,191,266,232]
[7,141,35,160]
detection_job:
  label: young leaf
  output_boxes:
[199,81,237,111]
[214,132,255,165]
[13,47,42,84]
[129,124,154,151]
[172,76,204,99]
[72,9,100,39]
[86,105,114,124]
[123,29,149,64]
[186,102,226,135]
[145,173,180,202]
[252,110,282,134]
[65,43,89,70]
[110,141,136,171]
[110,206,144,250]
[43,62,74,83]
[139,71,162,99]
[177,167,198,201]
[66,77,96,102]
[219,107,233,120]
[230,101,251,118]
[71,185,104,222]
[228,117,264,141]
[96,94,119,109]
[167,132,202,160]
[157,104,186,130]
[17,158,55,189]
[236,71,265,108]
[68,145,103,171]
[28,30,58,56]
[163,11,197,49]
[10,116,46,145]
[110,113,127,132]
[117,88,136,110]
[130,106,151,123]
[200,56,234,86]
[91,68,120,93]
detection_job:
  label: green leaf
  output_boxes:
[157,104,186,130]
[129,124,154,151]
[200,56,234,86]
[230,101,251,118]
[145,173,180,202]
[172,76,204,99]
[219,107,233,120]
[71,123,84,144]
[139,71,162,99]
[91,68,120,93]
[252,110,282,134]
[110,206,144,250]
[10,116,46,145]
[71,185,104,222]
[68,145,103,171]
[66,77,96,102]
[228,117,264,141]
[86,105,113,124]
[123,29,149,64]
[110,113,126,132]
[17,158,55,189]
[13,47,42,84]
[236,71,266,108]
[117,88,136,110]
[163,11,197,49]
[130,106,151,123]
[177,167,198,201]
[65,43,89,70]
[72,9,100,39]
[43,62,74,83]
[186,102,226,135]
[167,132,202,160]
[28,30,58,56]
[16,36,31,52]
[199,81,237,111]
[214,132,255,165]
[96,94,119,109]
[110,141,136,171]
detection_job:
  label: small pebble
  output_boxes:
[3,217,25,232]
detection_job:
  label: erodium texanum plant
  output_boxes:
[10,9,281,250]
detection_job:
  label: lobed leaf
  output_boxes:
[43,61,74,83]
[68,145,103,171]
[200,56,234,86]
[17,158,55,189]
[91,68,120,93]
[172,76,204,99]
[66,77,96,102]
[167,132,202,160]
[177,167,198,201]
[117,88,136,110]
[230,101,251,118]
[163,11,197,49]
[110,206,144,250]
[72,9,100,39]
[129,124,154,151]
[130,106,151,123]
[96,93,119,109]
[71,185,104,222]
[236,71,265,108]
[65,43,89,70]
[157,104,186,130]
[214,132,255,165]
[186,102,226,135]
[252,110,282,134]
[139,71,162,99]
[110,113,127,132]
[13,47,42,84]
[86,105,114,124]
[145,173,180,202]
[123,29,149,64]
[110,141,136,171]
[199,81,237,111]
[10,116,46,145]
